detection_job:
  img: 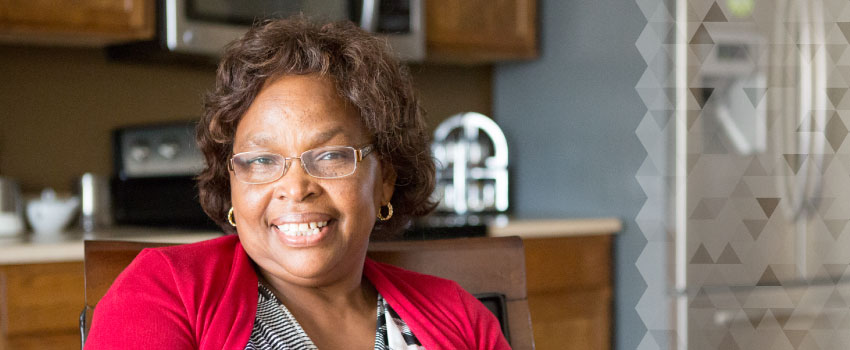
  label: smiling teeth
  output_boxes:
[277,221,328,236]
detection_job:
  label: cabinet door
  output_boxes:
[426,0,537,63]
[0,262,84,350]
[524,235,612,350]
[0,0,154,44]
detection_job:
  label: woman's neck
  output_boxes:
[255,262,377,315]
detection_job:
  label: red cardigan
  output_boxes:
[85,235,510,349]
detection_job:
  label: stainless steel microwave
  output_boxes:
[162,0,424,61]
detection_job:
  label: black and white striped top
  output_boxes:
[245,283,424,350]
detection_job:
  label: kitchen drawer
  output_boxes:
[0,262,83,350]
[525,235,612,293]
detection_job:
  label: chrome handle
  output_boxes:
[360,0,379,32]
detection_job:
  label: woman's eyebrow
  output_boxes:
[312,126,345,144]
[241,126,346,148]
[243,134,275,148]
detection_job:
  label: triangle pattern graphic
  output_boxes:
[704,133,729,154]
[812,313,834,330]
[783,154,808,174]
[703,2,728,22]
[731,179,754,198]
[826,43,848,62]
[825,289,847,308]
[690,44,715,63]
[649,330,673,350]
[690,244,715,264]
[744,158,768,176]
[690,87,714,109]
[757,265,782,286]
[690,198,727,219]
[717,333,741,350]
[827,88,848,108]
[823,264,848,284]
[837,22,850,43]
[733,288,752,306]
[759,310,781,329]
[651,110,672,129]
[743,87,766,106]
[716,243,742,264]
[687,154,700,174]
[773,308,794,328]
[743,219,768,240]
[756,198,781,218]
[664,27,677,44]
[783,329,807,349]
[812,196,835,215]
[690,24,715,45]
[826,113,849,151]
[690,287,715,307]
[744,308,767,329]
[687,110,701,131]
[824,220,848,240]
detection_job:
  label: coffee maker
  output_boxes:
[431,112,509,215]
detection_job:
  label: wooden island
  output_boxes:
[0,218,620,350]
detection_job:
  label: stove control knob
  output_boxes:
[158,140,181,160]
[129,141,151,162]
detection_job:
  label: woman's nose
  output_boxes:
[272,159,319,201]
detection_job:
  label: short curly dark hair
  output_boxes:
[196,17,436,238]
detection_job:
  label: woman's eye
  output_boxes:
[319,151,343,160]
[315,150,351,162]
[247,156,276,165]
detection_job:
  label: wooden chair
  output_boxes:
[81,236,534,349]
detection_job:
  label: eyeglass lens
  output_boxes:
[231,146,359,184]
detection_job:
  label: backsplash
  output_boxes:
[0,45,491,193]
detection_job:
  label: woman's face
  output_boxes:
[230,74,395,287]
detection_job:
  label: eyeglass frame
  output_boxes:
[228,144,375,184]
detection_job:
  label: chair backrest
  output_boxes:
[82,236,533,349]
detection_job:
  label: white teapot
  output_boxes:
[26,188,80,234]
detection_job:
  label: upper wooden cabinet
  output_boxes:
[0,0,154,45]
[426,0,537,63]
[0,0,535,63]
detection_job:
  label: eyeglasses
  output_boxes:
[229,145,374,184]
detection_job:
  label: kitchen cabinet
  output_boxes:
[489,218,618,350]
[0,262,84,350]
[0,0,154,45]
[0,0,534,63]
[0,218,612,350]
[427,0,537,63]
[524,235,612,350]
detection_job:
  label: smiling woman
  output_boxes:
[83,17,510,350]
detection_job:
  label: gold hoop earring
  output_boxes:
[227,207,237,227]
[377,202,393,221]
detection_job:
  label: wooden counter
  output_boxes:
[0,218,620,350]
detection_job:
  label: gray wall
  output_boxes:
[493,0,652,348]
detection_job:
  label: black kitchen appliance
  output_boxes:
[111,121,217,230]
[110,121,489,237]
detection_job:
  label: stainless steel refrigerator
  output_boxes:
[674,0,850,348]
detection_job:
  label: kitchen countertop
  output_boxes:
[0,217,621,264]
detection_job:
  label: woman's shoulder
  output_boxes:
[364,258,511,349]
[363,258,462,293]
[109,234,246,294]
[86,234,257,349]
[150,234,241,265]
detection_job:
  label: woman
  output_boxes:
[85,17,510,349]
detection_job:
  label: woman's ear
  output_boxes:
[381,161,397,203]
